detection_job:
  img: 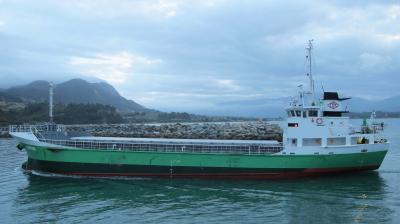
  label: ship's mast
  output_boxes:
[306,39,315,100]
[49,82,54,123]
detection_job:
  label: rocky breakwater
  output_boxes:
[67,121,283,141]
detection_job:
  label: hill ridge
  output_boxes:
[3,79,147,112]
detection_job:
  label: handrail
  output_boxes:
[8,124,66,133]
[40,139,283,155]
[348,123,385,135]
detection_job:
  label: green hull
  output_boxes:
[22,144,388,179]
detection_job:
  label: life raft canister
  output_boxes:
[316,118,323,125]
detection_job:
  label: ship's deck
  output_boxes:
[9,124,283,155]
[40,136,283,155]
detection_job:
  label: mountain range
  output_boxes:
[1,79,147,113]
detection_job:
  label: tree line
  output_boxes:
[0,103,123,125]
[0,102,260,126]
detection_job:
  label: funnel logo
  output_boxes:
[327,101,339,110]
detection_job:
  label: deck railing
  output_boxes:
[40,139,283,155]
[9,124,66,133]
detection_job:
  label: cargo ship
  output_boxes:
[9,41,389,179]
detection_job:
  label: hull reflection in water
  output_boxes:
[14,172,390,223]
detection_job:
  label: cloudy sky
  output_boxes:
[0,0,399,113]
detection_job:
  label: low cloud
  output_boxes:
[69,52,162,84]
[360,53,392,70]
[215,79,241,91]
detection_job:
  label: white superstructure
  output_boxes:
[282,40,388,155]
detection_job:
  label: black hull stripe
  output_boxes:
[24,159,379,179]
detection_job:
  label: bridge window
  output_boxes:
[290,110,295,117]
[303,138,322,146]
[295,110,301,117]
[287,138,297,147]
[323,111,342,117]
[352,137,369,145]
[327,137,346,146]
[308,110,318,117]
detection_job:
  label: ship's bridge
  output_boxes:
[281,39,386,151]
[283,91,384,149]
